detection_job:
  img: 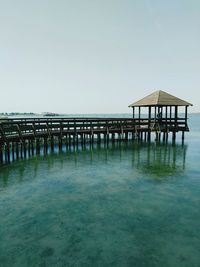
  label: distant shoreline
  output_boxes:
[0,112,199,117]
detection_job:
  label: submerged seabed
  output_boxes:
[0,116,200,267]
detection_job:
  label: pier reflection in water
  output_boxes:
[132,142,187,178]
[0,141,187,189]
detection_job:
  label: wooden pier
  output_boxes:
[0,116,189,165]
[0,90,192,165]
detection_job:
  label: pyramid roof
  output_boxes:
[129,90,193,107]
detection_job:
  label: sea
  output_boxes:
[0,113,200,267]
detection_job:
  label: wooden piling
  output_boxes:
[44,137,48,154]
[20,142,23,159]
[36,139,40,154]
[16,142,19,159]
[59,137,62,150]
[182,131,185,141]
[6,142,10,163]
[112,133,115,142]
[12,142,15,161]
[31,140,34,155]
[23,141,27,158]
[0,143,3,164]
[172,131,176,142]
[51,136,54,152]
[28,140,31,157]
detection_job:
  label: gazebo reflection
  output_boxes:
[132,142,187,178]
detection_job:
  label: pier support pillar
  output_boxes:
[182,131,185,141]
[172,132,176,143]
[28,140,31,157]
[51,136,54,152]
[36,139,40,154]
[97,134,101,144]
[44,138,48,154]
[6,142,10,164]
[20,142,23,159]
[12,142,15,161]
[23,141,27,158]
[163,132,166,142]
[0,143,3,164]
[31,140,34,155]
[16,142,19,159]
[148,132,151,141]
[112,133,115,142]
[125,132,128,141]
[59,137,63,151]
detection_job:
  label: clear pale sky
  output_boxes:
[0,0,199,114]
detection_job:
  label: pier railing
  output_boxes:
[0,117,188,142]
[0,117,189,164]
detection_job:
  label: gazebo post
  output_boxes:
[170,106,172,127]
[175,106,178,126]
[173,106,178,142]
[148,106,151,141]
[163,106,168,141]
[182,105,188,141]
[185,106,188,125]
[158,106,162,142]
[138,106,141,139]
[154,106,158,142]
[132,107,135,119]
[139,107,141,120]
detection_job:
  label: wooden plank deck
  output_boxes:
[0,117,189,164]
[0,117,188,141]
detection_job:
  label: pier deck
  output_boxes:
[0,117,189,164]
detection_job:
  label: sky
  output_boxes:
[0,0,199,114]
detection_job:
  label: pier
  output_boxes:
[0,90,192,165]
[0,116,189,164]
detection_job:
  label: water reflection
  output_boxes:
[131,142,187,178]
[0,141,187,189]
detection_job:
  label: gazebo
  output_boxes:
[128,90,193,141]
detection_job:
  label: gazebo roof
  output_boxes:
[129,90,193,107]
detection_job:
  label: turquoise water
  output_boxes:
[0,114,200,267]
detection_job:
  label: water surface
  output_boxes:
[0,114,200,267]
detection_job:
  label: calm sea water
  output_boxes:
[0,114,200,267]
